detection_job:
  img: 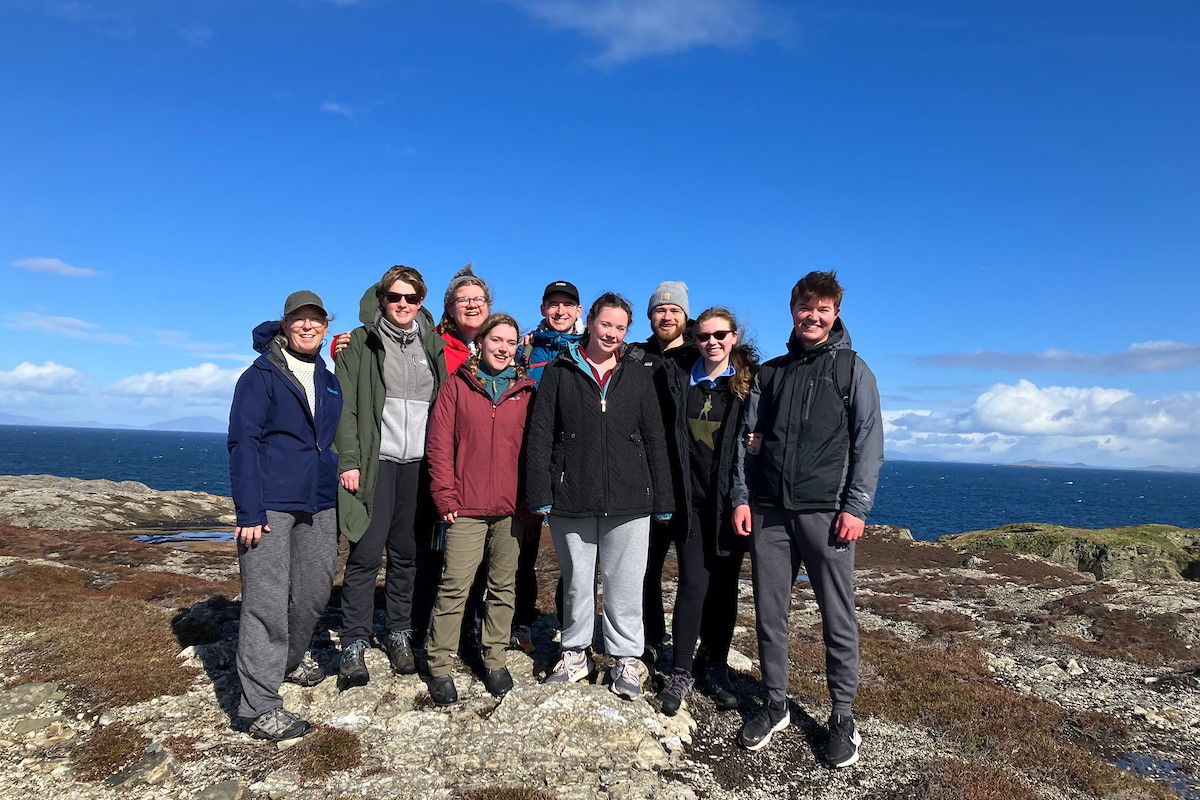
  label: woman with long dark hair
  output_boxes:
[655,306,758,715]
[524,292,673,700]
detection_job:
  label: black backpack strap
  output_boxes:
[832,348,855,411]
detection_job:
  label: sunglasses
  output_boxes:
[384,291,422,305]
[696,330,734,343]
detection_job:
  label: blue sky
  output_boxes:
[2,0,1198,468]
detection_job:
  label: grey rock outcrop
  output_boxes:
[0,475,235,531]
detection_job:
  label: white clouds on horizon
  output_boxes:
[109,363,243,403]
[886,379,1200,468]
[4,312,134,345]
[0,362,88,395]
[505,0,783,66]
[916,340,1200,374]
[11,257,99,278]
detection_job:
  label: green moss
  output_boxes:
[942,523,1197,574]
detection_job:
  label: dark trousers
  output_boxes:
[643,514,685,647]
[749,507,858,715]
[670,506,745,675]
[340,460,440,644]
[512,517,541,628]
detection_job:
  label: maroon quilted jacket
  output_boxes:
[427,366,536,517]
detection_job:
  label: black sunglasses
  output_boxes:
[384,291,422,305]
[696,330,734,343]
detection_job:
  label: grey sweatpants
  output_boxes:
[550,514,649,659]
[235,508,338,719]
[749,507,858,716]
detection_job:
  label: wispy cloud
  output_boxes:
[11,257,99,278]
[173,23,212,47]
[46,1,136,39]
[321,101,358,120]
[4,312,134,345]
[916,341,1200,374]
[109,363,243,403]
[505,0,782,66]
[320,97,392,121]
[153,330,254,364]
[0,362,88,395]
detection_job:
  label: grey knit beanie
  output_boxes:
[647,280,689,319]
[443,263,493,315]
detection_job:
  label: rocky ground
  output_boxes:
[0,480,1197,799]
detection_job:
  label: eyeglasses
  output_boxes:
[696,330,734,343]
[286,316,328,328]
[453,296,487,307]
[384,292,422,305]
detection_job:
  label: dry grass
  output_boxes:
[1040,587,1192,665]
[292,726,363,779]
[73,722,148,782]
[459,788,557,800]
[903,757,1042,800]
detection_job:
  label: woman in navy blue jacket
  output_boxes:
[228,290,342,742]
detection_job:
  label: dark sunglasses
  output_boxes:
[384,291,422,305]
[696,330,734,343]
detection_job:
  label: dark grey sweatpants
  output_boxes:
[749,507,858,716]
[235,508,338,719]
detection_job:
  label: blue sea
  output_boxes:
[1,425,1198,540]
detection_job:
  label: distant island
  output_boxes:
[0,412,226,434]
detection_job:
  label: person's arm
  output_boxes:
[639,372,674,517]
[334,331,364,492]
[837,356,885,540]
[524,364,560,514]
[426,377,461,519]
[227,369,271,546]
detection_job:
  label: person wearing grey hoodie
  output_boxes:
[334,265,448,690]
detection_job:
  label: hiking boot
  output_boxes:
[384,629,417,675]
[248,707,310,741]
[509,624,535,654]
[703,663,739,710]
[284,654,325,687]
[428,675,458,706]
[338,639,369,691]
[610,656,643,700]
[656,669,693,716]
[825,713,862,767]
[483,666,514,697]
[737,702,789,751]
[544,648,594,684]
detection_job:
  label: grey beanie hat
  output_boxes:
[443,263,493,313]
[647,280,689,319]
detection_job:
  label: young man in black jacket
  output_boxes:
[731,271,884,766]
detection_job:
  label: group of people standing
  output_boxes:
[226,264,884,769]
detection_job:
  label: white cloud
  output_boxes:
[11,257,99,278]
[916,340,1200,374]
[506,0,780,66]
[0,362,88,395]
[174,23,212,47]
[885,380,1200,468]
[109,363,244,403]
[4,312,134,345]
[321,101,357,120]
[153,330,254,364]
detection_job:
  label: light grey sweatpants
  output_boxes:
[550,514,649,659]
[235,508,338,719]
[749,507,859,716]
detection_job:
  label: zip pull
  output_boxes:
[492,404,497,419]
[601,397,607,413]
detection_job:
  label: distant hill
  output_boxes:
[885,450,944,462]
[1010,459,1091,468]
[0,413,225,434]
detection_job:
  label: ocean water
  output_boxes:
[1,425,1197,540]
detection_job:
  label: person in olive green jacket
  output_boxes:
[334,264,448,690]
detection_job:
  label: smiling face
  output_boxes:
[649,303,686,347]
[382,279,423,328]
[586,305,630,360]
[480,322,519,373]
[283,305,328,355]
[695,316,738,369]
[450,283,490,337]
[541,291,582,333]
[791,294,839,349]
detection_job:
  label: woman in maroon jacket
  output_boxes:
[424,313,536,705]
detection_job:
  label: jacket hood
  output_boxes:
[785,317,852,357]
[358,283,435,336]
[251,320,284,355]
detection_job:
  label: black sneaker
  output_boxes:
[428,675,458,706]
[737,702,789,751]
[703,663,739,710]
[483,666,514,697]
[656,669,694,716]
[384,629,417,675]
[825,714,862,767]
[338,639,369,691]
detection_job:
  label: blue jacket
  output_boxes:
[228,321,343,526]
[518,325,583,385]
